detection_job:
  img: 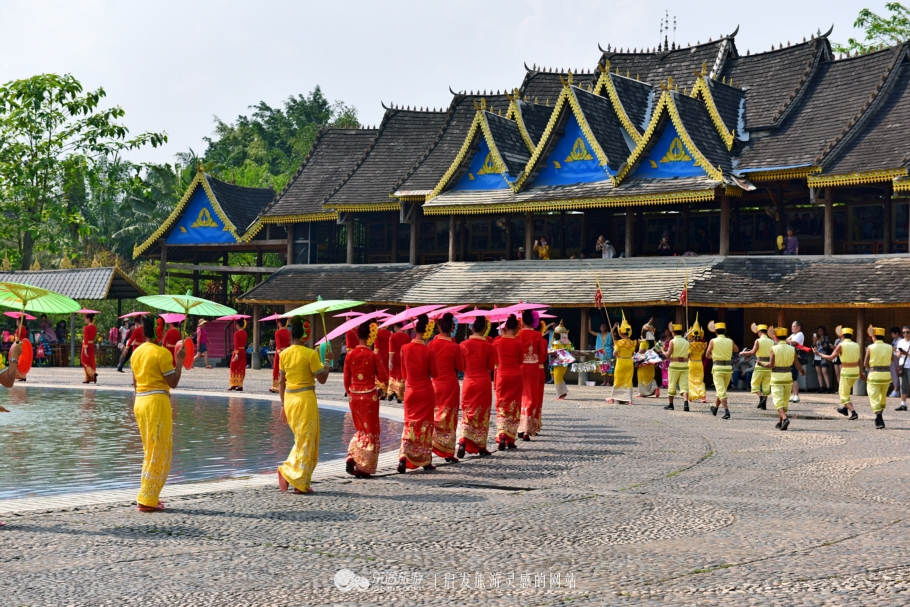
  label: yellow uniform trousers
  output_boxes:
[668,364,689,397]
[839,372,859,405]
[866,371,890,414]
[712,367,732,400]
[134,393,173,508]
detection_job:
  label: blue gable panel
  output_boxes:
[629,123,708,179]
[450,139,511,191]
[166,187,237,245]
[531,114,610,187]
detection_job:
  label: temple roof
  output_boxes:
[519,68,597,104]
[0,267,145,300]
[598,38,735,92]
[604,72,655,133]
[203,176,274,233]
[671,92,736,173]
[738,47,902,173]
[511,99,553,147]
[323,107,449,211]
[573,85,637,172]
[698,78,744,141]
[393,93,510,197]
[484,111,532,176]
[259,127,377,222]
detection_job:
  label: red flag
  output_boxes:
[679,288,688,306]
[595,287,603,306]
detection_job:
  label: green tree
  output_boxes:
[0,74,166,269]
[834,3,910,54]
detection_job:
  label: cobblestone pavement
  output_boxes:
[3,366,910,606]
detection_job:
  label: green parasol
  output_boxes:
[0,282,82,374]
[282,296,364,353]
[137,291,237,336]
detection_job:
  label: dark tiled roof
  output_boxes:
[609,73,654,132]
[720,39,827,130]
[513,100,553,146]
[519,69,597,104]
[261,128,377,219]
[394,94,510,195]
[704,79,744,136]
[204,175,273,232]
[599,39,732,92]
[672,92,735,173]
[0,267,145,300]
[324,108,449,208]
[739,49,898,171]
[822,56,910,175]
[573,86,633,171]
[688,255,910,307]
[484,112,531,176]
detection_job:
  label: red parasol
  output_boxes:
[316,309,388,345]
[378,304,446,328]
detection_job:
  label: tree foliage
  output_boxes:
[833,3,910,54]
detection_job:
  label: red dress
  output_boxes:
[492,335,523,444]
[272,326,291,392]
[517,328,547,436]
[344,345,389,474]
[388,331,411,400]
[399,340,438,468]
[460,336,496,453]
[229,329,247,388]
[428,336,465,458]
[374,328,391,395]
[345,329,358,351]
[162,327,181,366]
[81,323,97,382]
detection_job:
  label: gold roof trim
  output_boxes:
[745,167,820,182]
[690,78,736,150]
[807,168,908,188]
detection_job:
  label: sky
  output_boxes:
[0,0,883,165]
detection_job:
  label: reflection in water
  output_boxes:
[0,387,403,500]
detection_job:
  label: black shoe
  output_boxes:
[875,413,885,429]
[457,443,466,459]
[837,407,849,417]
[346,459,355,476]
[757,398,767,410]
[849,411,858,420]
[478,449,492,457]
[683,402,690,412]
[444,457,459,464]
[507,442,518,450]
[517,432,524,438]
[721,409,730,420]
[780,417,790,431]
[710,406,718,416]
[397,459,407,474]
[896,405,908,411]
[423,464,437,471]
[664,403,674,410]
[775,421,782,430]
[116,368,124,373]
[498,439,506,451]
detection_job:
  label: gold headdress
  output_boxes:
[423,320,436,341]
[774,326,788,337]
[619,311,632,336]
[554,322,569,335]
[690,313,703,338]
[367,322,378,347]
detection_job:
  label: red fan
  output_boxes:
[18,340,33,375]
[182,337,195,370]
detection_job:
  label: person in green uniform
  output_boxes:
[661,323,690,412]
[741,324,773,410]
[864,327,892,430]
[757,327,805,431]
[817,327,861,421]
[706,322,739,419]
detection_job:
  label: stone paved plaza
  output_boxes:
[3,366,910,606]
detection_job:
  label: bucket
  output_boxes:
[585,381,596,386]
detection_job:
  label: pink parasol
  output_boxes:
[77,308,101,315]
[217,314,252,321]
[259,313,284,322]
[316,309,388,345]
[334,311,365,318]
[118,311,149,319]
[378,304,446,328]
[427,304,468,319]
[160,313,186,324]
[496,302,549,314]
[457,306,501,320]
[539,313,556,319]
[4,311,36,321]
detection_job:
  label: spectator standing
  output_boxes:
[812,326,833,393]
[595,235,616,259]
[657,236,672,256]
[533,237,551,260]
[39,314,57,344]
[589,320,614,386]
[890,327,902,397]
[787,321,805,402]
[895,326,910,411]
[783,228,799,255]
[194,319,211,369]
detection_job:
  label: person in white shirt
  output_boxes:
[786,321,805,402]
[595,235,616,259]
[895,325,910,411]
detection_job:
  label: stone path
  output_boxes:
[2,366,910,606]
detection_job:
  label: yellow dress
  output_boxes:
[688,340,707,401]
[667,336,690,397]
[709,336,734,400]
[535,244,551,260]
[636,357,657,396]
[131,342,176,508]
[866,341,893,414]
[750,335,774,397]
[610,338,636,403]
[551,340,572,398]
[838,339,861,406]
[279,344,325,491]
[770,343,796,411]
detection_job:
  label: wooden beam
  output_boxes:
[346,216,355,264]
[165,263,277,274]
[824,187,834,256]
[286,224,294,265]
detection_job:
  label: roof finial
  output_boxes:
[196,162,204,173]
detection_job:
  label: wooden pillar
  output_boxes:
[285,223,295,265]
[390,220,399,263]
[856,308,866,353]
[683,205,690,252]
[559,211,567,259]
[719,195,731,256]
[448,215,456,262]
[158,242,167,294]
[624,208,633,258]
[883,183,893,254]
[777,308,786,330]
[675,306,685,326]
[775,187,785,241]
[117,298,122,318]
[409,204,419,265]
[251,303,261,370]
[460,217,468,261]
[824,187,834,256]
[505,216,512,260]
[346,217,355,264]
[525,212,534,259]
[578,307,589,386]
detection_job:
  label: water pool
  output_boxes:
[0,387,402,500]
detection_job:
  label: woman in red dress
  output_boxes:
[397,314,439,473]
[388,324,410,402]
[343,320,389,477]
[458,317,496,458]
[517,310,547,440]
[229,320,248,391]
[271,318,291,393]
[162,322,181,366]
[373,326,391,397]
[493,314,524,450]
[428,313,465,462]
[81,314,98,384]
[15,322,29,382]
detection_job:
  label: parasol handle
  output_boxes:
[319,312,332,355]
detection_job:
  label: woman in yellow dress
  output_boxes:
[131,314,186,512]
[635,341,659,397]
[688,319,708,403]
[606,314,636,405]
[278,317,333,494]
